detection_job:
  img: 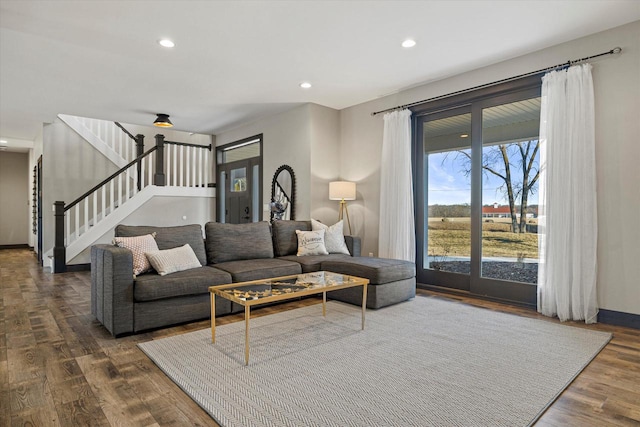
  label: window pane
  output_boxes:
[222,142,260,163]
[230,167,247,192]
[481,98,541,284]
[425,113,472,274]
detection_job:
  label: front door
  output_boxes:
[218,158,260,223]
[216,135,262,223]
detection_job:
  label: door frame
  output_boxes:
[37,156,43,264]
[413,75,542,306]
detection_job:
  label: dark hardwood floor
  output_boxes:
[1,248,639,426]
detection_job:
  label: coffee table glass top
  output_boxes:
[211,271,367,303]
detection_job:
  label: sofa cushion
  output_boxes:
[321,257,416,285]
[213,259,301,282]
[278,254,353,273]
[145,244,202,276]
[271,220,311,257]
[134,266,232,302]
[115,224,207,266]
[205,222,274,264]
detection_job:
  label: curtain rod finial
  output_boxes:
[613,47,622,54]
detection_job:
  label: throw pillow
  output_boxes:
[295,229,329,256]
[145,244,202,276]
[311,219,350,255]
[113,233,159,276]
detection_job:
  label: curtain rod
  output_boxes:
[371,47,622,116]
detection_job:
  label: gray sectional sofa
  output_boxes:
[91,220,415,337]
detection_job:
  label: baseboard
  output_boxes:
[0,244,30,250]
[599,309,640,330]
[419,283,640,330]
[66,263,91,272]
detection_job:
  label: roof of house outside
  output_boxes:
[482,205,512,214]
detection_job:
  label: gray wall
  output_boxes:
[120,122,213,151]
[0,152,30,245]
[215,103,343,224]
[339,21,640,315]
[309,104,341,225]
[42,118,120,258]
[215,104,313,221]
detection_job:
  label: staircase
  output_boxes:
[58,114,140,168]
[48,122,213,272]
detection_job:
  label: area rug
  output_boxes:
[138,297,611,427]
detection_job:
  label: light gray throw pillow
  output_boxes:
[311,219,350,255]
[145,244,202,276]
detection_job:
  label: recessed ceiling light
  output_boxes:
[0,140,7,144]
[300,82,312,89]
[158,39,175,48]
[402,39,416,48]
[460,134,469,138]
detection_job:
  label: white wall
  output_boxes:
[339,21,640,315]
[215,105,313,221]
[0,152,30,245]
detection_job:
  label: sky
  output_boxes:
[427,147,540,206]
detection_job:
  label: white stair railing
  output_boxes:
[164,141,210,188]
[52,138,213,272]
[62,150,150,248]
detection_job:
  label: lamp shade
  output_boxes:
[153,113,173,128]
[329,181,356,201]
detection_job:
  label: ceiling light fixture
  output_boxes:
[300,82,312,89]
[158,39,175,48]
[153,113,173,127]
[460,134,469,138]
[0,140,7,144]
[402,39,416,48]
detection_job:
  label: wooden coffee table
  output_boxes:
[209,271,369,365]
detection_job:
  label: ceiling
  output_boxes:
[1,1,639,147]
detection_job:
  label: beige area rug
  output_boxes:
[138,297,611,427]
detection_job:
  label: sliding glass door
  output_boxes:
[415,79,541,305]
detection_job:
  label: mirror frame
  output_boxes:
[270,164,296,222]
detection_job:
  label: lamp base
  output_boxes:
[338,199,353,235]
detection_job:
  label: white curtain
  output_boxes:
[379,109,415,262]
[538,64,598,324]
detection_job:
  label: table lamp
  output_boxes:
[329,181,356,235]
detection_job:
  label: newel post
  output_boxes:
[53,201,67,273]
[136,134,144,190]
[154,134,166,186]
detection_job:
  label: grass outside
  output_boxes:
[428,218,538,259]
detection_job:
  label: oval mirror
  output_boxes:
[270,165,295,222]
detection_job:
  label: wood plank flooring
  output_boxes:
[1,248,639,426]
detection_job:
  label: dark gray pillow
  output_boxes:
[114,224,207,266]
[271,220,311,256]
[205,222,274,264]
